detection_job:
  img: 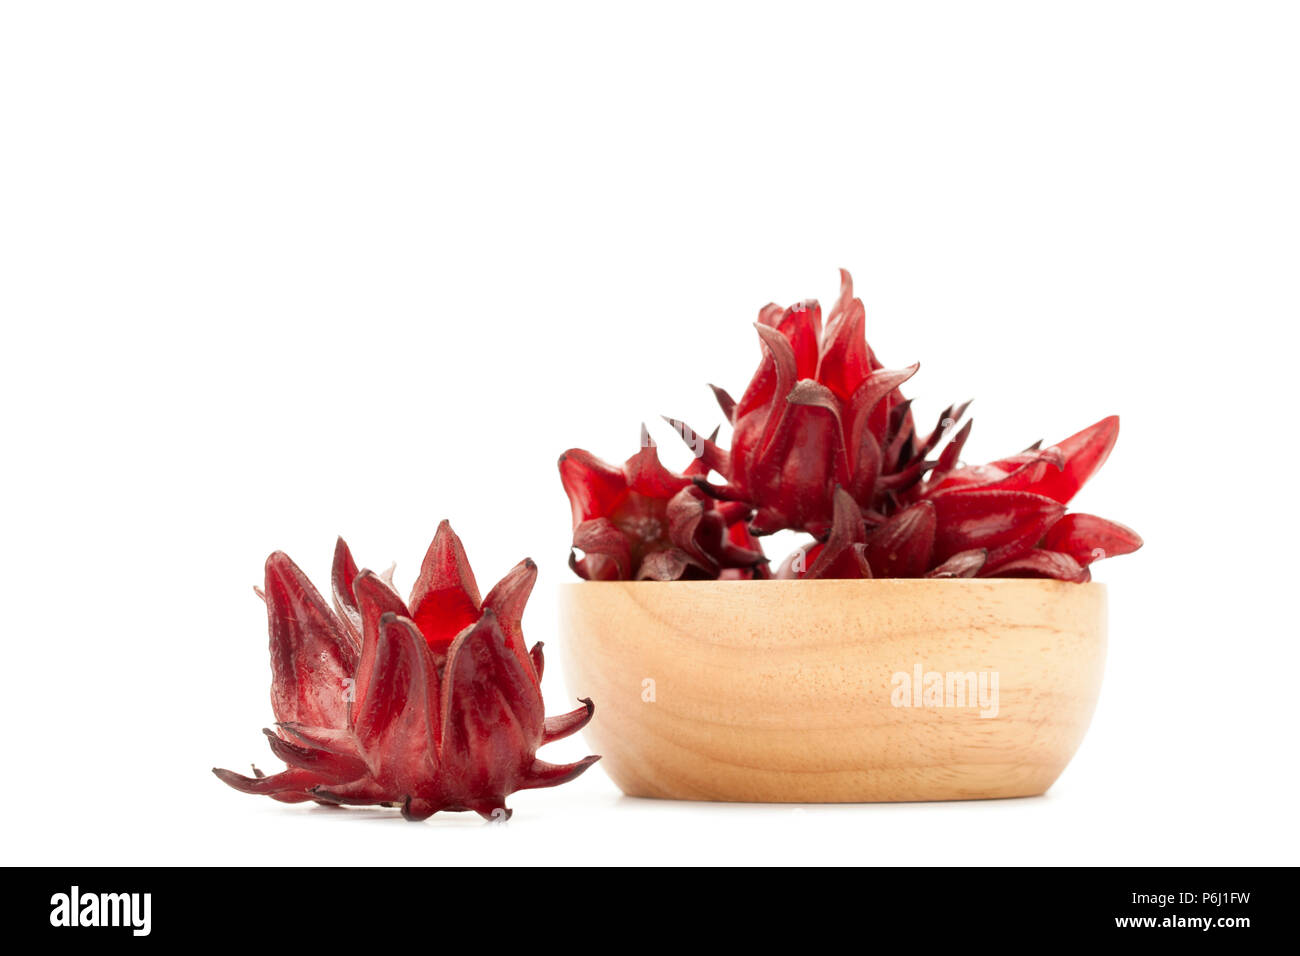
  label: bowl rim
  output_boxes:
[558,578,1106,593]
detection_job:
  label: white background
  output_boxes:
[3,1,1297,866]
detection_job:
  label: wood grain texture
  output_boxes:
[559,579,1107,803]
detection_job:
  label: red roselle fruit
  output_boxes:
[686,270,945,538]
[566,269,1141,581]
[213,522,598,821]
[559,427,768,581]
[774,415,1143,582]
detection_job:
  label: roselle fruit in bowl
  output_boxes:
[556,271,1140,803]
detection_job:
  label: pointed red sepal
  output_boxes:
[261,727,366,783]
[776,300,822,379]
[826,268,856,327]
[787,380,852,485]
[934,445,1067,496]
[817,277,872,401]
[882,398,917,471]
[931,490,1066,568]
[845,366,919,454]
[732,317,782,422]
[750,322,800,458]
[624,438,692,499]
[331,537,362,650]
[353,613,441,787]
[926,418,973,488]
[679,427,723,480]
[264,551,357,730]
[440,609,545,802]
[519,755,602,791]
[1027,416,1120,504]
[276,721,360,756]
[780,487,872,579]
[408,521,482,651]
[482,557,540,683]
[558,448,630,523]
[350,569,410,723]
[989,550,1091,582]
[914,401,973,461]
[1040,512,1143,566]
[543,698,595,745]
[663,416,730,477]
[211,765,327,798]
[709,384,737,423]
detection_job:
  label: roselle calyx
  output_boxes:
[694,274,949,538]
[214,522,598,821]
[559,428,767,581]
[564,269,1141,581]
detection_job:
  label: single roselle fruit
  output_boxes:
[916,415,1143,580]
[678,270,968,537]
[213,522,599,821]
[559,428,768,581]
[777,417,1142,582]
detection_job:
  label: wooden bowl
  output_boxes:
[559,579,1106,802]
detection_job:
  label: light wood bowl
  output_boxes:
[559,580,1106,803]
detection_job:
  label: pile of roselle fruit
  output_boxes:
[560,270,1141,583]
